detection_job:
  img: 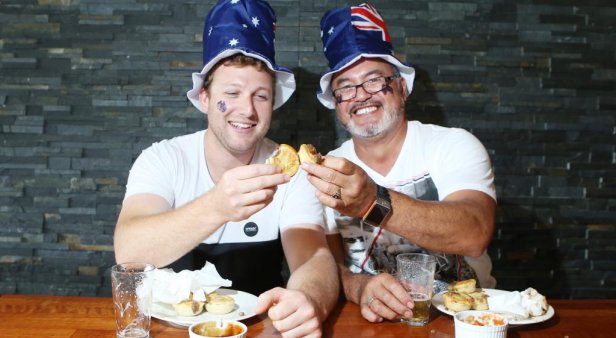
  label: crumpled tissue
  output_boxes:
[487,287,548,319]
[151,261,232,304]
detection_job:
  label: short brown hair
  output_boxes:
[203,54,276,98]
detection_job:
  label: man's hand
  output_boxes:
[255,287,322,338]
[301,156,376,218]
[358,273,414,323]
[208,164,290,223]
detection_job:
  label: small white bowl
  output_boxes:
[454,310,508,338]
[188,320,247,338]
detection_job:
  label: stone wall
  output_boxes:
[1,0,614,298]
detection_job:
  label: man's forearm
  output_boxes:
[339,265,370,305]
[384,190,496,257]
[286,248,339,321]
[114,193,225,266]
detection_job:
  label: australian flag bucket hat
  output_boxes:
[317,3,415,109]
[187,0,295,113]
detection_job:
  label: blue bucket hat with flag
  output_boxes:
[317,3,415,109]
[187,0,295,113]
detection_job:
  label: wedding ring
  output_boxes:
[367,296,375,306]
[332,187,342,199]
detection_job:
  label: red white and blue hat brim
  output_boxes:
[317,53,415,109]
[316,3,416,109]
[187,49,295,113]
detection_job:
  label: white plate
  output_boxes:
[431,288,555,326]
[152,288,258,327]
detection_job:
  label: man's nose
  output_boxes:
[237,95,257,115]
[354,85,372,101]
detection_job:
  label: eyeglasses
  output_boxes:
[332,75,401,103]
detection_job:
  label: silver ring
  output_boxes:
[367,296,375,306]
[332,187,342,199]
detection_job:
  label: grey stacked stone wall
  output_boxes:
[1,1,614,298]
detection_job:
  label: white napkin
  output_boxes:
[487,287,547,319]
[151,261,232,304]
[487,291,529,318]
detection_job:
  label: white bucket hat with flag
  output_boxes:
[187,0,296,113]
[317,3,415,109]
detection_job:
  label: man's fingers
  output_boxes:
[360,303,384,323]
[320,155,353,175]
[240,189,276,206]
[267,302,296,322]
[360,275,415,321]
[380,293,410,320]
[269,310,309,336]
[234,163,281,179]
[365,296,398,321]
[305,174,341,199]
[255,288,281,315]
[272,317,320,338]
[383,275,414,308]
[232,172,289,193]
[257,288,323,337]
[303,164,340,187]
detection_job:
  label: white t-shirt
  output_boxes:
[124,130,325,294]
[325,121,497,288]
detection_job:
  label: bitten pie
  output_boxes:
[173,293,205,316]
[298,144,322,164]
[468,291,489,310]
[443,278,489,312]
[443,291,474,312]
[266,144,300,177]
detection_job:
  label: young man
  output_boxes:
[301,3,497,323]
[113,1,337,336]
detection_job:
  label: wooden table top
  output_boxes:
[0,294,614,337]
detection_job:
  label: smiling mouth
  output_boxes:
[353,106,378,116]
[229,121,255,129]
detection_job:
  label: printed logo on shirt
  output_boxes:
[243,222,259,237]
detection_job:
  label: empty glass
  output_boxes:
[111,262,155,338]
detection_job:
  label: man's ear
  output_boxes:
[198,88,209,112]
[332,96,340,107]
[399,77,409,97]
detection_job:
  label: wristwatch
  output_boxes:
[362,184,392,228]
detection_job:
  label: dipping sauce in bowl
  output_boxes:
[462,312,507,326]
[454,311,508,338]
[188,320,247,338]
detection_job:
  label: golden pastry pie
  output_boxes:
[447,278,477,294]
[443,291,473,312]
[266,144,300,177]
[468,291,489,310]
[205,291,236,315]
[298,144,322,164]
[173,293,205,316]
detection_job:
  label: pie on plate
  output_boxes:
[432,288,555,326]
[152,288,257,328]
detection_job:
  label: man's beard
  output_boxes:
[343,104,400,138]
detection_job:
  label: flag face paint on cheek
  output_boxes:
[217,100,227,112]
[382,85,393,94]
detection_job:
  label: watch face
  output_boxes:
[364,203,390,226]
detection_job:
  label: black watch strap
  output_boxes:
[377,185,391,205]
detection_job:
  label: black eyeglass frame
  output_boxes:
[332,75,401,103]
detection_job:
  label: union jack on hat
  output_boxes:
[187,0,295,113]
[317,3,415,109]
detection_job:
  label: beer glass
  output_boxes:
[396,253,436,326]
